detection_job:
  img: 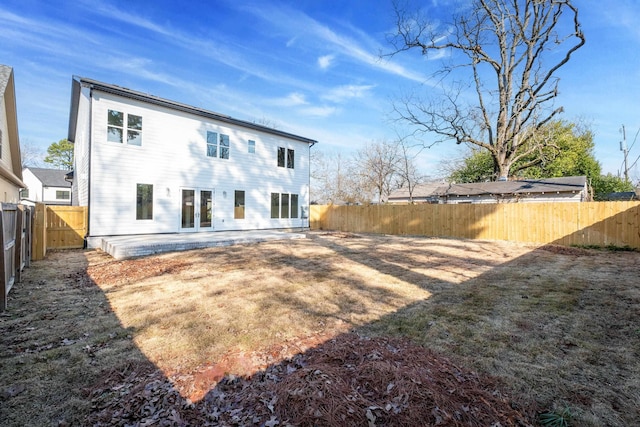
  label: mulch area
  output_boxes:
[87,334,536,426]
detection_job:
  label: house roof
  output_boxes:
[389,176,587,200]
[68,76,318,146]
[603,191,638,201]
[0,64,25,188]
[25,167,72,187]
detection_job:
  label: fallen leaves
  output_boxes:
[85,334,535,426]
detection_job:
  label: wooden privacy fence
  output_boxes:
[32,204,88,261]
[310,201,640,249]
[1,204,33,311]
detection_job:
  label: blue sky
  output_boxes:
[1,0,639,180]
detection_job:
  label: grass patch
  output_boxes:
[1,233,639,426]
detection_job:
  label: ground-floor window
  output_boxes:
[291,194,298,218]
[234,190,245,219]
[56,190,70,200]
[270,192,299,219]
[137,184,153,220]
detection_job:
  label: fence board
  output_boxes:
[0,204,17,311]
[310,201,640,249]
[45,206,87,250]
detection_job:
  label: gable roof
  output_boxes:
[0,65,25,188]
[68,76,318,146]
[25,167,71,187]
[389,176,587,200]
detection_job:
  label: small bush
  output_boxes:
[539,407,573,427]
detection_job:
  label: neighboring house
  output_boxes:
[602,191,638,201]
[0,65,26,202]
[68,76,317,246]
[388,176,589,204]
[21,167,72,205]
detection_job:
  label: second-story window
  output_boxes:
[219,134,230,159]
[107,110,142,146]
[277,147,294,169]
[277,147,285,167]
[287,149,295,169]
[206,131,229,159]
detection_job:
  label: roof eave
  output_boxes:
[74,76,318,145]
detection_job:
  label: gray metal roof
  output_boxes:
[25,167,72,187]
[389,176,587,200]
[68,76,318,146]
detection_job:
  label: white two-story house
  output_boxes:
[68,77,317,246]
[21,167,72,205]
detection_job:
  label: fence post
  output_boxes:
[14,204,23,282]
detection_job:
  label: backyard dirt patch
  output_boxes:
[1,231,638,426]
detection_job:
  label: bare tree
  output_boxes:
[388,0,585,179]
[354,140,400,203]
[20,139,45,168]
[311,150,364,204]
[395,137,426,203]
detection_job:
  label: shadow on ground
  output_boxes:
[1,231,639,426]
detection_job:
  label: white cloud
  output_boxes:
[268,92,308,107]
[299,106,337,117]
[318,54,335,70]
[79,0,322,92]
[322,84,375,103]
[237,3,428,83]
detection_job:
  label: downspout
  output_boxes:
[307,140,317,229]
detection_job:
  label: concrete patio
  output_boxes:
[94,230,307,260]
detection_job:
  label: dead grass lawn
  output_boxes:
[1,231,638,426]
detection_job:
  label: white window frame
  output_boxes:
[107,110,142,146]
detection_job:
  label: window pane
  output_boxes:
[200,190,212,228]
[277,147,285,167]
[291,194,298,218]
[56,191,70,200]
[287,149,295,169]
[234,190,245,219]
[107,127,123,143]
[248,140,255,153]
[182,189,195,228]
[270,193,280,219]
[137,184,153,220]
[219,135,229,159]
[206,131,217,157]
[108,110,123,127]
[207,131,218,144]
[219,134,230,148]
[128,114,142,130]
[281,193,289,219]
[127,130,142,146]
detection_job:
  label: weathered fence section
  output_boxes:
[1,203,33,311]
[31,204,88,261]
[310,201,640,249]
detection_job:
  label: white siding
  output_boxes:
[42,186,71,204]
[21,169,43,202]
[85,91,311,236]
[73,86,92,206]
[0,98,19,203]
[0,94,12,172]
